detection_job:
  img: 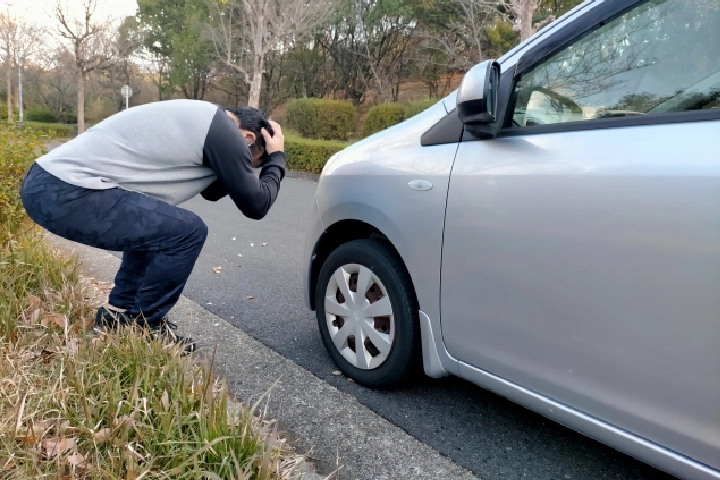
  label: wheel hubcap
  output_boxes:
[325,264,395,370]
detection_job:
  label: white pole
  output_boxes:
[17,57,23,124]
[125,92,129,110]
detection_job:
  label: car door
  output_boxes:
[440,0,720,468]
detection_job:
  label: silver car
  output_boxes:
[302,1,720,478]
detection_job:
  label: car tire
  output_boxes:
[315,239,422,388]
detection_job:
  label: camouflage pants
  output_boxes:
[21,164,208,327]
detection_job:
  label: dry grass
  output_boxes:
[1,123,304,479]
[0,231,302,480]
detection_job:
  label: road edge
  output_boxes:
[47,233,480,480]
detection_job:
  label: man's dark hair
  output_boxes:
[225,106,273,159]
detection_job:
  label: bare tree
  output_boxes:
[508,0,556,41]
[0,12,16,122]
[418,0,506,73]
[13,22,44,117]
[206,0,334,108]
[55,0,116,133]
[33,47,77,123]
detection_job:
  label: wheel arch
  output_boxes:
[309,219,414,312]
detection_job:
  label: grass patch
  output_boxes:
[0,124,301,479]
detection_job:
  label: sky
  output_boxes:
[1,0,138,30]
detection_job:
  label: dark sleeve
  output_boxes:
[200,180,227,202]
[202,108,286,220]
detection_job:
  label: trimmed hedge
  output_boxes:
[25,108,58,123]
[364,103,406,136]
[405,99,437,118]
[25,122,75,138]
[285,135,348,174]
[286,98,357,141]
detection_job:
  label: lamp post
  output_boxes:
[17,56,23,126]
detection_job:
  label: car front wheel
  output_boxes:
[315,239,421,388]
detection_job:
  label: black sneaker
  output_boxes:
[94,306,139,333]
[151,319,197,354]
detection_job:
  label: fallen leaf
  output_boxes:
[67,452,88,468]
[246,296,254,300]
[261,243,268,247]
[114,414,136,430]
[347,378,355,384]
[30,308,41,324]
[2,461,15,471]
[40,349,56,364]
[42,436,75,457]
[332,370,342,376]
[79,315,94,328]
[16,433,36,445]
[45,313,67,329]
[26,294,42,311]
[212,266,222,274]
[92,427,112,442]
[161,391,170,411]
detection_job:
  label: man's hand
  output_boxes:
[262,120,284,154]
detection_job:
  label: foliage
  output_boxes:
[25,122,75,138]
[0,241,299,478]
[285,135,348,173]
[364,103,406,136]
[404,99,438,118]
[318,0,418,105]
[17,0,589,124]
[137,0,215,100]
[0,125,43,244]
[486,18,519,57]
[0,109,19,122]
[285,98,358,141]
[25,108,58,123]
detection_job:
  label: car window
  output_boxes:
[510,0,720,128]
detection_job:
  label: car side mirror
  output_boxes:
[457,60,500,125]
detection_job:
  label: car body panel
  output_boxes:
[308,97,462,374]
[441,121,720,471]
[303,192,324,309]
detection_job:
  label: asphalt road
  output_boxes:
[173,176,674,480]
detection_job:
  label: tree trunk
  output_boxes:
[248,54,263,109]
[77,68,86,134]
[6,48,11,123]
[520,0,535,42]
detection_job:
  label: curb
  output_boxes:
[285,170,320,182]
[47,233,480,480]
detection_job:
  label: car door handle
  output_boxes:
[408,180,433,191]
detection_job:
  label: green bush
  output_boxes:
[25,108,57,123]
[25,122,75,138]
[0,109,19,122]
[405,99,438,118]
[285,135,348,173]
[286,98,357,141]
[0,125,43,242]
[364,103,406,136]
